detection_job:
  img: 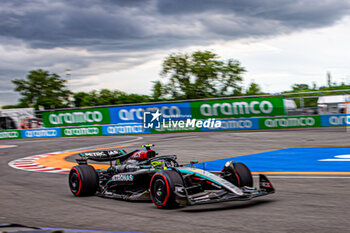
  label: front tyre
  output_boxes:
[222,161,253,187]
[69,165,99,196]
[150,170,183,209]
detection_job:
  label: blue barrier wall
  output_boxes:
[102,124,150,135]
[321,114,349,127]
[2,114,347,140]
[21,128,62,139]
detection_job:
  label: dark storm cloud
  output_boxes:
[158,0,350,38]
[1,0,349,50]
[1,0,350,106]
[0,1,148,49]
[157,0,350,25]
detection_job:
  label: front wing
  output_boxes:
[174,174,275,206]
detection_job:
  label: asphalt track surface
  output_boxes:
[1,129,350,233]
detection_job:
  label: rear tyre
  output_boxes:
[222,162,253,187]
[150,170,183,209]
[69,165,99,196]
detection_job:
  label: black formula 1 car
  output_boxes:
[68,144,275,208]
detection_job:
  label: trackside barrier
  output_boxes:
[0,114,346,140]
[259,115,321,129]
[0,130,21,139]
[190,96,285,119]
[201,118,259,131]
[41,96,285,127]
[42,107,111,127]
[62,126,102,137]
[321,114,350,127]
[109,102,192,124]
[21,128,62,139]
[102,124,150,135]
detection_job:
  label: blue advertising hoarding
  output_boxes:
[201,118,259,131]
[21,128,62,138]
[109,102,192,124]
[320,114,350,127]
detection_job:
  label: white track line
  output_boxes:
[159,135,199,141]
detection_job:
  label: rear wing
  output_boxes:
[78,149,127,162]
[76,149,139,166]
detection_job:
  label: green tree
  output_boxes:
[1,103,28,109]
[327,71,332,87]
[96,89,120,106]
[152,81,164,101]
[121,93,150,104]
[246,82,262,95]
[73,92,92,107]
[12,69,72,109]
[291,84,310,92]
[160,50,245,99]
[73,89,151,107]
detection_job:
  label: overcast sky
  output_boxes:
[1,0,350,107]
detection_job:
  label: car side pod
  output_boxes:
[259,174,275,194]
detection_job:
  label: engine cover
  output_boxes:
[130,150,156,160]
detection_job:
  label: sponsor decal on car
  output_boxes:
[131,151,142,158]
[107,150,122,156]
[111,174,134,182]
[84,151,106,157]
[260,181,273,188]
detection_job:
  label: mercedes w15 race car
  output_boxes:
[68,144,275,208]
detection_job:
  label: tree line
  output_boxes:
[3,51,349,110]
